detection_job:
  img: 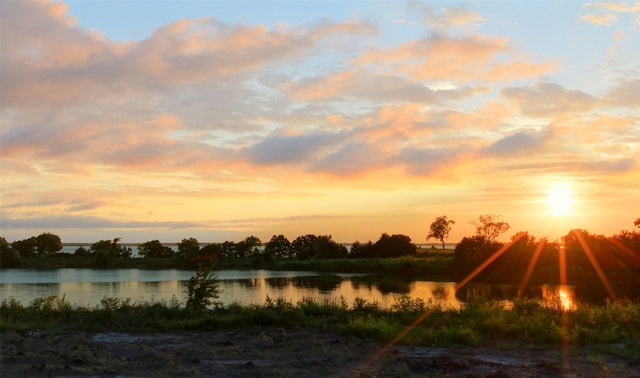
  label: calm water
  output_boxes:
[0,269,575,310]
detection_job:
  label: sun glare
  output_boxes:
[545,182,575,216]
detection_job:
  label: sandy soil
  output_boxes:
[2,328,639,377]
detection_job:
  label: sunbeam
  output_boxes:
[455,232,527,291]
[518,238,547,297]
[353,232,528,373]
[574,230,618,302]
[558,237,571,370]
[354,308,438,374]
[559,241,567,286]
[607,238,640,266]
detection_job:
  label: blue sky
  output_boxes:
[1,1,639,243]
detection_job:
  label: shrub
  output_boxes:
[185,263,221,311]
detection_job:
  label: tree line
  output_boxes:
[448,216,640,299]
[2,215,639,296]
[0,232,419,268]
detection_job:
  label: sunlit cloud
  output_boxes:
[1,1,375,110]
[605,78,640,107]
[580,13,619,25]
[0,1,637,242]
[358,34,556,83]
[501,82,598,118]
[484,128,554,156]
[583,2,640,13]
[0,214,207,230]
[410,4,488,30]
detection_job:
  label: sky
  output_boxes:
[1,1,639,245]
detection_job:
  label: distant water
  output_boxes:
[0,268,464,309]
[60,243,455,256]
[0,268,580,311]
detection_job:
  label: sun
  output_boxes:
[545,182,575,216]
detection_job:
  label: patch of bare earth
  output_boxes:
[2,328,639,377]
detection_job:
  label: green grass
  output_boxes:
[2,294,638,354]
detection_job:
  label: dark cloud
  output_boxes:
[582,158,637,173]
[501,82,598,118]
[0,215,206,230]
[308,142,386,176]
[247,132,343,165]
[393,146,471,175]
[604,78,640,107]
[484,128,552,156]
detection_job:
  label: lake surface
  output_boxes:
[0,269,576,310]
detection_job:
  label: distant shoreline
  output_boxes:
[62,242,456,249]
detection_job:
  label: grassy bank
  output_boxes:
[4,252,457,281]
[217,253,455,280]
[1,295,638,356]
[4,256,195,270]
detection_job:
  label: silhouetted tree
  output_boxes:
[292,234,318,259]
[35,233,62,256]
[0,237,20,267]
[427,215,455,249]
[454,235,502,280]
[471,214,510,243]
[562,229,640,297]
[138,240,174,258]
[349,240,373,258]
[74,246,90,256]
[313,235,348,259]
[613,229,640,258]
[219,241,236,258]
[11,237,37,258]
[177,237,200,260]
[480,232,537,283]
[265,234,292,258]
[349,234,416,258]
[235,235,261,258]
[90,238,131,258]
[195,244,222,263]
[374,233,417,258]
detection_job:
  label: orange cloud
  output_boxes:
[580,13,618,25]
[501,81,598,118]
[583,2,640,13]
[358,34,555,83]
[409,4,488,30]
[440,8,488,27]
[282,71,356,100]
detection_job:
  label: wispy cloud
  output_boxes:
[0,215,207,230]
[500,82,598,118]
[580,13,618,25]
[583,2,640,13]
[580,1,640,25]
[357,34,556,82]
[410,4,488,30]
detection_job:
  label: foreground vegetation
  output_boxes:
[1,294,639,357]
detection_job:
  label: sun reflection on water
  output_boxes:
[542,285,576,311]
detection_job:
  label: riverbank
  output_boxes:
[2,296,639,377]
[1,253,457,281]
[3,327,639,377]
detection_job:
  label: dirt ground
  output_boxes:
[2,328,639,377]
